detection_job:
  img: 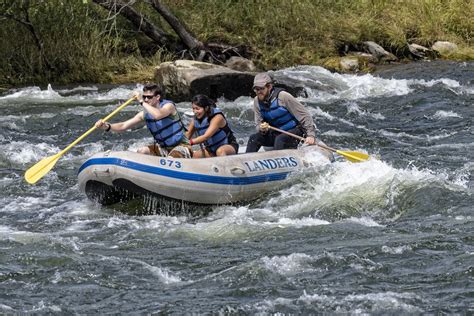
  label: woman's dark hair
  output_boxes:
[143,83,163,96]
[192,94,216,118]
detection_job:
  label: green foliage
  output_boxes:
[172,0,473,68]
[0,0,472,86]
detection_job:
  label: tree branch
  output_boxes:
[149,0,203,50]
[1,0,54,71]
[92,0,174,47]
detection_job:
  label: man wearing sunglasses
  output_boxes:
[245,73,316,153]
[95,83,191,158]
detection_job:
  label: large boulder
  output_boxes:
[154,60,255,102]
[432,41,458,55]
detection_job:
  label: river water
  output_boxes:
[0,61,472,313]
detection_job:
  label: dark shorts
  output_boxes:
[203,141,239,156]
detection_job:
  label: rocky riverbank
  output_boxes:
[153,40,463,102]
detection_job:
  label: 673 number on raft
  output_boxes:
[160,158,182,169]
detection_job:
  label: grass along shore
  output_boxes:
[0,0,472,86]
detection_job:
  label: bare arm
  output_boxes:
[190,114,226,144]
[185,120,195,139]
[95,111,144,132]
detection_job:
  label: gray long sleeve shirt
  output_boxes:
[252,90,317,138]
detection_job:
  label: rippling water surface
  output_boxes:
[0,61,472,313]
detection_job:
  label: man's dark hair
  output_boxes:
[143,83,163,96]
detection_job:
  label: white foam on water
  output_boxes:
[0,304,14,311]
[321,130,354,137]
[343,216,384,227]
[411,77,460,89]
[298,290,422,312]
[272,65,471,104]
[167,206,263,241]
[169,154,469,240]
[28,300,62,313]
[96,255,182,284]
[56,85,98,93]
[0,225,47,244]
[250,289,422,313]
[309,106,336,121]
[381,245,413,254]
[141,215,189,230]
[3,196,41,213]
[261,253,315,276]
[0,121,21,131]
[132,259,182,284]
[271,217,330,227]
[0,84,61,101]
[432,110,462,119]
[276,66,412,102]
[346,102,385,120]
[0,113,57,123]
[105,215,140,229]
[0,141,60,164]
[221,95,254,106]
[341,291,423,312]
[45,201,106,233]
[264,154,469,225]
[427,142,474,150]
[379,129,456,142]
[464,85,474,94]
[0,84,140,104]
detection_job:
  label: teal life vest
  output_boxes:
[258,88,299,131]
[193,108,233,153]
[144,99,185,147]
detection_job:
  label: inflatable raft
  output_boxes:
[78,146,334,213]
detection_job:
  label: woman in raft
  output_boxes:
[186,94,239,158]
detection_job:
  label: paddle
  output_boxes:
[267,125,369,163]
[24,96,137,184]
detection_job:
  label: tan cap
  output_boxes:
[253,73,272,88]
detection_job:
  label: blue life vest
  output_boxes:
[144,99,185,147]
[258,88,299,131]
[193,108,232,153]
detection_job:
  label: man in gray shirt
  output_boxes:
[246,73,317,152]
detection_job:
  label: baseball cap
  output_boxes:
[253,73,272,88]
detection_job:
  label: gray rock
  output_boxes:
[408,43,433,59]
[432,41,458,55]
[340,57,359,72]
[408,43,440,59]
[351,52,378,63]
[154,60,255,102]
[362,41,397,62]
[224,56,257,72]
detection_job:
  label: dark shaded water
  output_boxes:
[0,61,472,313]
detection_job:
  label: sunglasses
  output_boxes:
[253,86,266,92]
[142,94,155,100]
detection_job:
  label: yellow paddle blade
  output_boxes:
[336,150,370,163]
[24,96,137,185]
[24,154,61,184]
